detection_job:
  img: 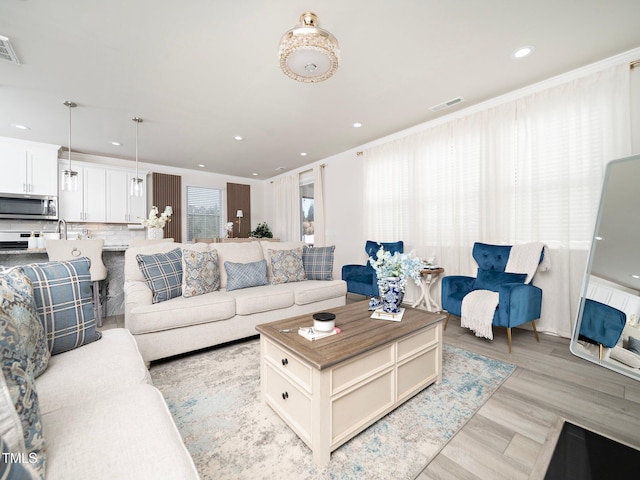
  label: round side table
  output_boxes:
[411,267,444,312]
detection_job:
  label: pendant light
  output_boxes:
[60,101,78,191]
[130,117,143,197]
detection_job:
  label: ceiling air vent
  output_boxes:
[0,36,20,64]
[429,96,464,112]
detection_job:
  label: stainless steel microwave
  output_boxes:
[0,193,58,220]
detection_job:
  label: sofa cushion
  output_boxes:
[610,345,640,369]
[21,258,101,356]
[269,247,306,285]
[127,292,236,334]
[473,268,527,292]
[182,249,219,298]
[224,260,269,291]
[227,284,295,315]
[293,280,348,305]
[0,310,46,477]
[136,248,183,303]
[41,384,199,480]
[35,329,151,415]
[0,268,49,377]
[302,245,335,280]
[212,242,264,289]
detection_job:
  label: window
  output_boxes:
[300,171,314,245]
[186,186,223,241]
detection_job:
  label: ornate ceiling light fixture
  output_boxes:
[278,12,340,83]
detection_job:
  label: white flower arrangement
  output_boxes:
[225,222,234,237]
[369,246,424,292]
[141,206,172,229]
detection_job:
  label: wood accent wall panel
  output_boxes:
[152,172,182,242]
[227,183,251,238]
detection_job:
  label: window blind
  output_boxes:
[186,186,223,241]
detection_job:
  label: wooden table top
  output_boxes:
[255,302,445,370]
[420,267,444,274]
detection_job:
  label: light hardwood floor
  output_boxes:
[423,315,640,480]
[102,304,640,479]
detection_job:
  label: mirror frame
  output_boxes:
[570,153,640,381]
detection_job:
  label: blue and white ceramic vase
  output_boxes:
[380,277,404,314]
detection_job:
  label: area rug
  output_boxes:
[150,340,515,480]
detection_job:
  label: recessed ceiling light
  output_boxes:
[632,274,640,279]
[198,164,205,168]
[12,124,30,130]
[512,46,535,59]
[595,236,604,241]
[353,122,363,128]
[300,152,307,156]
[252,172,258,176]
[110,141,121,146]
[275,166,286,171]
[234,135,243,141]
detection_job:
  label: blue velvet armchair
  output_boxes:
[342,240,404,297]
[441,242,543,353]
[578,298,626,361]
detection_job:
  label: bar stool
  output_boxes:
[46,239,108,327]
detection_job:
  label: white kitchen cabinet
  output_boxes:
[59,160,147,224]
[58,163,106,222]
[0,139,59,195]
[105,170,146,223]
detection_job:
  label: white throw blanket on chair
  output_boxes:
[505,242,550,284]
[461,242,549,340]
[461,290,499,340]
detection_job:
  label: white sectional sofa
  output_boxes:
[36,329,199,479]
[124,240,347,363]
[1,258,198,480]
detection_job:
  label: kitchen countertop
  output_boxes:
[0,245,129,254]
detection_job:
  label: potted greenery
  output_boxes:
[249,222,273,238]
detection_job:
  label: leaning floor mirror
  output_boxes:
[570,153,640,380]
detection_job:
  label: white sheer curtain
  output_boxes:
[364,63,631,337]
[272,172,300,242]
[313,164,326,247]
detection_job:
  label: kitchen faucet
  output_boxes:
[56,218,67,240]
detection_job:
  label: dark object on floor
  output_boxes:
[545,422,640,479]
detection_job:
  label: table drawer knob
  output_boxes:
[281,358,288,366]
[282,391,289,400]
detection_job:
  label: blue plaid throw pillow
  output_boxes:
[136,248,183,303]
[302,245,335,280]
[22,257,101,356]
[224,259,268,291]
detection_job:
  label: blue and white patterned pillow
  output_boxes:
[182,249,220,298]
[269,248,306,284]
[302,245,335,281]
[22,258,101,356]
[0,269,49,377]
[136,248,183,303]
[0,434,39,480]
[0,281,47,478]
[224,260,268,291]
